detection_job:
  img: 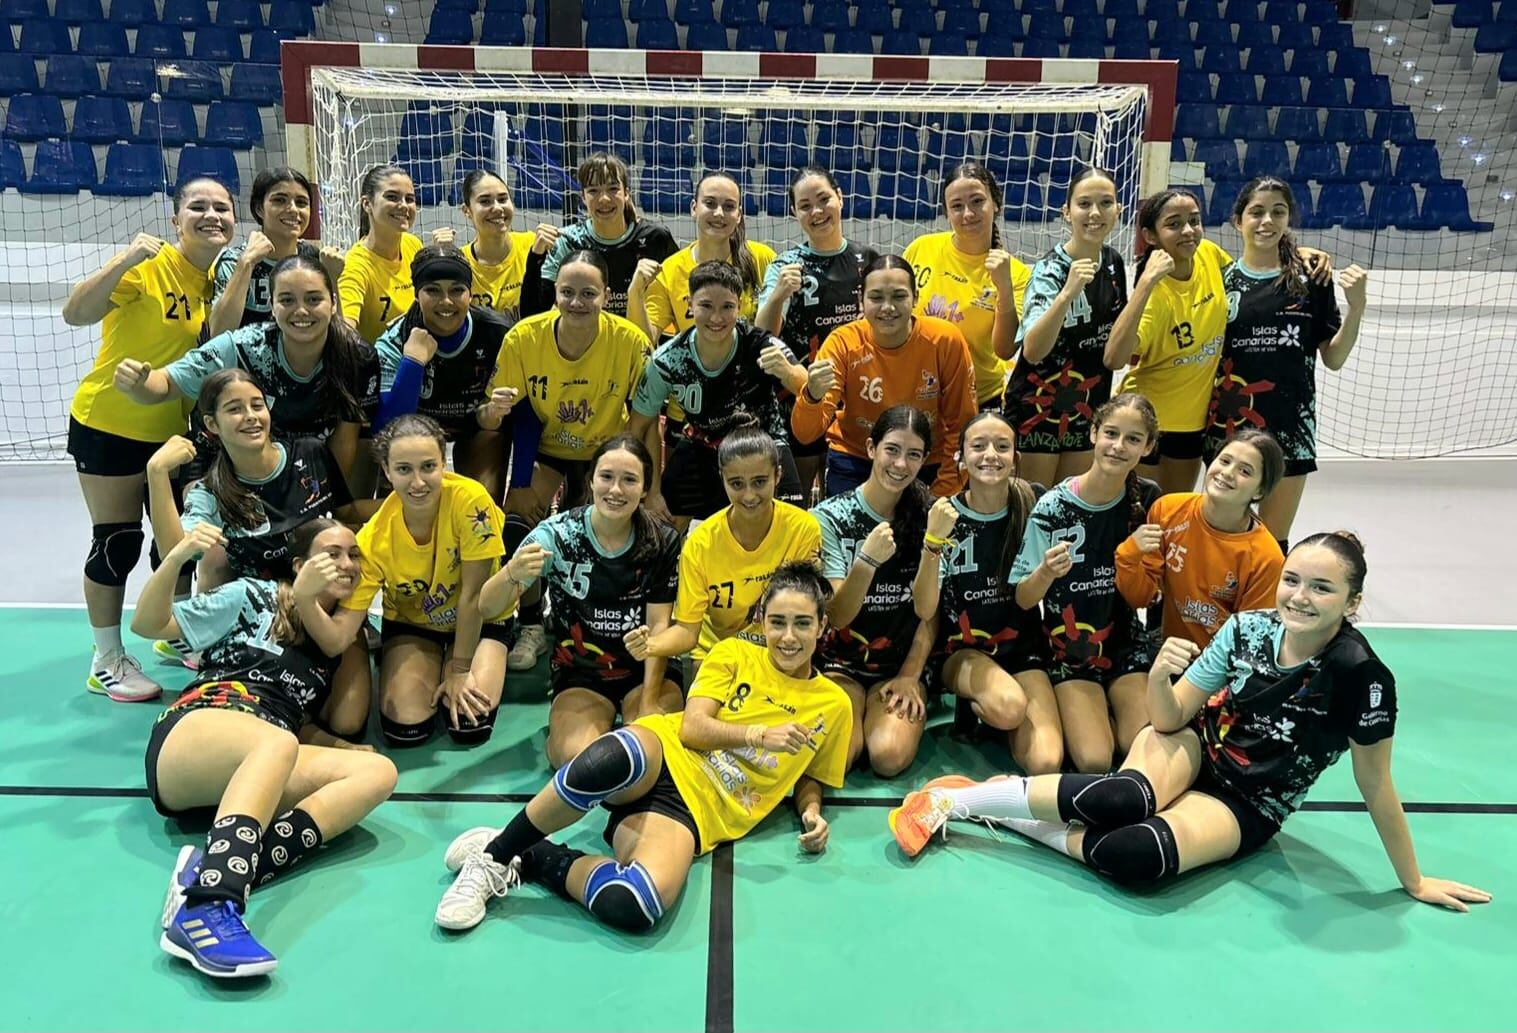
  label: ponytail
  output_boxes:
[357,163,409,241]
[271,581,304,646]
[1231,177,1310,298]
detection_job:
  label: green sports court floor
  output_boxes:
[2,606,1513,1031]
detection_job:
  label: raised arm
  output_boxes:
[1321,264,1367,372]
[62,233,162,326]
[1104,250,1174,371]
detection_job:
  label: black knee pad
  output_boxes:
[311,714,366,746]
[1082,817,1181,887]
[1057,770,1157,827]
[503,513,533,555]
[583,859,664,933]
[380,713,436,748]
[84,522,145,587]
[446,706,498,747]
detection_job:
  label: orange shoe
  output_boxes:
[888,788,957,858]
[922,774,979,793]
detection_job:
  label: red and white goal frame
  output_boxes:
[278,41,1177,238]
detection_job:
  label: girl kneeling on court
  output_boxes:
[328,415,513,748]
[890,533,1493,915]
[1010,392,1163,773]
[912,411,1063,774]
[812,405,938,776]
[480,435,684,768]
[136,517,397,979]
[434,562,852,933]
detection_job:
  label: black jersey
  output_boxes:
[1004,244,1127,453]
[1010,476,1161,677]
[541,218,680,318]
[1188,610,1397,826]
[760,240,879,365]
[814,488,923,679]
[210,240,322,332]
[631,321,797,446]
[1207,265,1342,464]
[524,505,681,682]
[166,577,338,733]
[375,306,511,438]
[182,438,352,580]
[937,492,1044,660]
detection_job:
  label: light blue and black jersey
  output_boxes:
[936,492,1045,664]
[210,240,321,331]
[375,306,510,437]
[540,218,678,318]
[814,488,922,680]
[758,240,878,365]
[632,321,796,447]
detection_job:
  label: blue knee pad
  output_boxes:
[583,859,664,932]
[551,727,647,812]
[84,522,144,587]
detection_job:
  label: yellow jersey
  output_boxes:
[644,240,778,336]
[636,637,852,852]
[70,244,212,442]
[338,233,423,343]
[342,472,511,630]
[487,309,650,461]
[464,235,536,324]
[1120,239,1233,433]
[903,231,1030,405]
[673,500,821,659]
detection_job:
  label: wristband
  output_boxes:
[854,552,881,570]
[924,533,954,549]
[923,542,945,557]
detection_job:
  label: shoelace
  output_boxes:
[455,851,517,900]
[197,900,253,940]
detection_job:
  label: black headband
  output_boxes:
[412,251,473,289]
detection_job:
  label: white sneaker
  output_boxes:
[507,624,548,672]
[87,650,163,703]
[435,850,519,931]
[153,638,201,671]
[443,827,497,873]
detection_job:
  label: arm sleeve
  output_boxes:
[519,521,559,586]
[804,694,853,789]
[1345,658,1398,746]
[1184,615,1239,692]
[789,330,847,446]
[180,484,223,534]
[630,352,672,418]
[375,356,425,430]
[171,581,253,652]
[672,533,710,626]
[1009,503,1053,582]
[163,332,239,398]
[685,639,740,705]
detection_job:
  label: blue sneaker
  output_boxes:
[160,899,278,979]
[160,845,203,930]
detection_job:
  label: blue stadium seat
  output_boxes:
[72,94,133,141]
[1312,182,1366,227]
[1192,138,1241,178]
[855,1,895,34]
[1243,139,1291,177]
[202,100,262,148]
[674,0,715,22]
[248,30,284,64]
[2,0,50,17]
[1065,37,1105,57]
[108,0,157,25]
[268,1,317,34]
[1316,21,1353,50]
[1260,74,1303,105]
[164,59,223,101]
[136,26,190,59]
[18,19,73,54]
[77,22,131,56]
[584,18,629,46]
[1155,40,1199,68]
[1288,47,1328,77]
[1214,72,1258,104]
[1342,141,1388,181]
[1147,0,1182,21]
[1302,0,1339,23]
[832,27,875,52]
[943,8,982,35]
[1274,105,1321,141]
[581,0,619,16]
[1351,75,1393,108]
[1112,36,1153,58]
[4,93,66,139]
[229,63,281,103]
[1170,137,1190,163]
[1068,14,1105,42]
[0,139,26,188]
[1150,16,1191,43]
[486,0,529,13]
[880,28,922,54]
[1003,181,1046,221]
[437,0,480,10]
[1366,183,1419,229]
[761,166,790,216]
[1064,0,1101,20]
[1304,76,1348,106]
[1293,141,1341,180]
[875,114,920,172]
[426,8,474,44]
[162,0,211,27]
[1188,0,1224,20]
[808,0,848,31]
[635,18,678,48]
[1194,21,1234,48]
[0,53,41,94]
[701,115,747,167]
[1019,36,1062,56]
[816,123,867,170]
[396,105,453,159]
[1393,141,1442,184]
[1498,0,1517,21]
[193,25,243,61]
[641,109,692,166]
[1497,47,1517,81]
[781,23,824,50]
[174,144,238,192]
[1421,182,1492,230]
[1263,0,1300,21]
[1103,0,1141,18]
[105,57,156,98]
[735,24,777,50]
[1275,21,1315,49]
[1245,46,1285,75]
[1322,108,1369,144]
[583,104,635,162]
[637,170,691,215]
[215,0,264,29]
[900,5,938,35]
[1370,108,1418,144]
[1333,47,1373,79]
[685,21,729,47]
[1451,0,1493,27]
[402,155,448,206]
[1234,20,1274,49]
[23,139,97,193]
[1473,21,1517,50]
[1175,102,1222,138]
[1026,10,1067,39]
[1224,104,1270,139]
[511,160,570,211]
[982,8,1025,38]
[874,171,930,220]
[1225,0,1262,20]
[44,55,101,97]
[762,117,810,168]
[480,12,527,42]
[138,98,199,145]
[926,124,975,172]
[1205,180,1239,225]
[1177,69,1214,102]
[976,30,1018,55]
[764,0,805,30]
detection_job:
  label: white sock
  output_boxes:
[943,777,1033,821]
[91,624,124,659]
[1003,817,1076,858]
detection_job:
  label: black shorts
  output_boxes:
[67,417,163,477]
[1140,428,1205,464]
[534,453,593,508]
[1188,761,1282,858]
[143,699,292,818]
[662,438,805,517]
[550,658,686,707]
[1046,628,1154,687]
[379,618,513,650]
[602,762,703,852]
[822,661,938,698]
[941,635,1050,685]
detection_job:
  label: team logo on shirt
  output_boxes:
[1278,324,1302,349]
[1016,360,1104,438]
[922,294,964,323]
[1207,358,1275,436]
[469,508,496,542]
[557,399,593,426]
[1368,683,1383,708]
